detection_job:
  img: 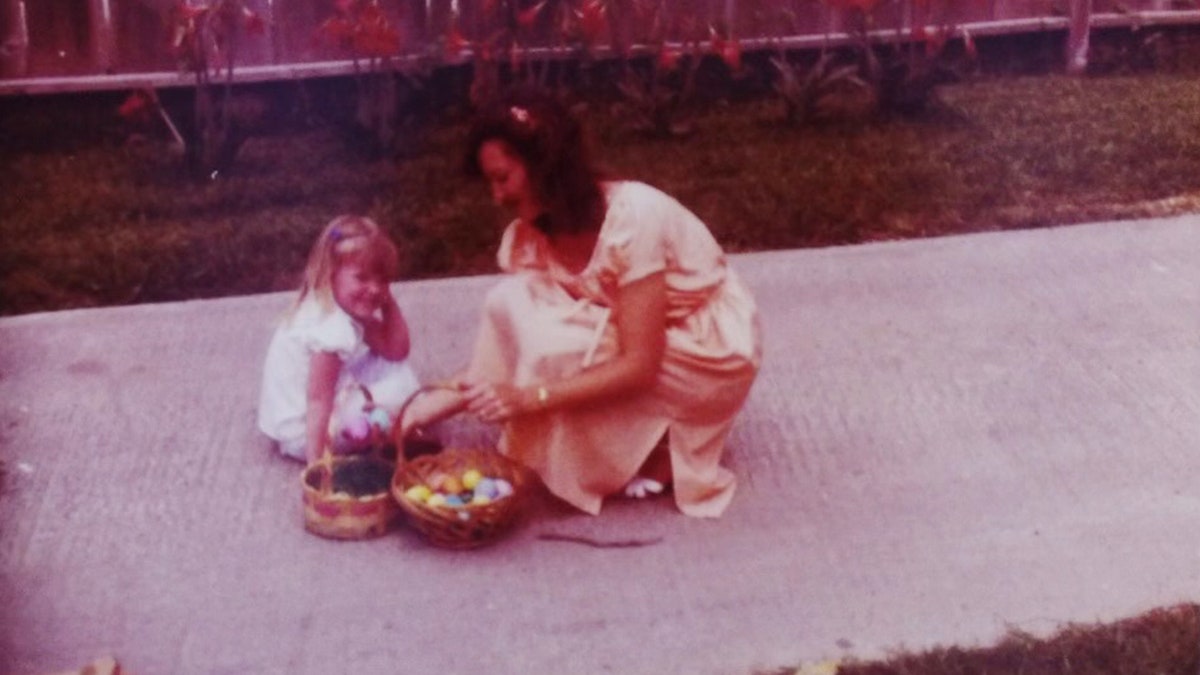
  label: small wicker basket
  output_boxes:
[392,447,530,549]
[301,451,399,540]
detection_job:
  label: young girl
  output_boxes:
[258,215,420,463]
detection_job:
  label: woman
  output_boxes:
[408,88,762,517]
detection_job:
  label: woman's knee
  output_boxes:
[483,275,533,317]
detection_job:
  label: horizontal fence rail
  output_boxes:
[1,0,1198,95]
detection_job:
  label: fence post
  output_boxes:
[89,0,114,74]
[1065,0,1091,75]
[0,0,29,78]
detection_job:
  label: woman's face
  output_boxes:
[478,140,541,224]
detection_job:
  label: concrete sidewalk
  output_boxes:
[3,215,1200,675]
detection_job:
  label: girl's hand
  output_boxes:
[464,382,535,424]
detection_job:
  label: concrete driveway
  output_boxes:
[2,214,1199,675]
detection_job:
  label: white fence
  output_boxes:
[1,0,1197,94]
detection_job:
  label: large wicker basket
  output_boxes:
[392,447,531,549]
[302,452,398,540]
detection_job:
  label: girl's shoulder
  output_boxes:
[287,297,359,339]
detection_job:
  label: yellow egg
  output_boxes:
[471,493,492,506]
[426,493,447,507]
[404,485,432,503]
[462,469,483,490]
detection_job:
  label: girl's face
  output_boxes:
[478,140,541,224]
[331,260,387,323]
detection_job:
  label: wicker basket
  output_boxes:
[392,447,530,549]
[301,452,399,540]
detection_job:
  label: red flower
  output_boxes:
[963,27,978,60]
[517,0,546,29]
[176,2,207,22]
[720,40,741,71]
[708,26,740,70]
[118,89,154,122]
[577,0,607,45]
[445,24,469,57]
[243,9,266,36]
[316,16,354,45]
[657,44,681,71]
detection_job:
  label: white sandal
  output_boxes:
[623,476,665,499]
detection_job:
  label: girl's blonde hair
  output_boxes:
[291,215,399,315]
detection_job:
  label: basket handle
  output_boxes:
[393,381,463,443]
[306,448,336,495]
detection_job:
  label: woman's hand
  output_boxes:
[464,382,536,424]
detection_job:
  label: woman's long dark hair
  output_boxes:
[464,87,607,237]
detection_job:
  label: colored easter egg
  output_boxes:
[462,469,483,490]
[404,485,432,503]
[426,493,447,508]
[471,493,492,506]
[342,415,370,441]
[442,476,463,494]
[494,479,514,498]
[475,478,498,500]
[444,494,465,508]
[427,472,449,491]
[368,408,392,432]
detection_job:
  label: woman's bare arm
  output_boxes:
[466,272,667,421]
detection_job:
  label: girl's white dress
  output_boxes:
[257,297,419,460]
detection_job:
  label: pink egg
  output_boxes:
[341,415,370,441]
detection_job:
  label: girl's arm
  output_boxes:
[465,272,667,421]
[305,351,343,462]
[363,292,411,361]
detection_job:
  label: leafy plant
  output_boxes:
[760,5,870,126]
[771,51,871,125]
[612,1,741,137]
[445,0,609,107]
[832,0,979,118]
[170,0,266,177]
[317,0,432,158]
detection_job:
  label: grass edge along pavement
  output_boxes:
[33,600,1200,673]
[5,71,1200,316]
[761,604,1200,675]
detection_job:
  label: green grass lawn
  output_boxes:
[3,71,1200,316]
[766,603,1200,675]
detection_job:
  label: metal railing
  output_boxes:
[1,0,1197,95]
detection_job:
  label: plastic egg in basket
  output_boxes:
[392,447,530,549]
